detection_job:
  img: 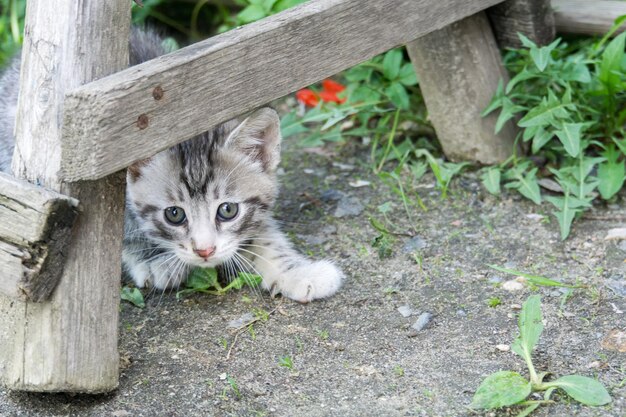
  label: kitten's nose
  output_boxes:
[194,247,215,259]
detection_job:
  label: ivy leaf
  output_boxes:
[385,82,409,110]
[495,97,525,134]
[545,375,611,406]
[518,91,570,128]
[555,123,583,157]
[470,371,531,409]
[382,49,403,81]
[121,286,145,309]
[482,79,505,117]
[397,63,418,86]
[481,168,501,195]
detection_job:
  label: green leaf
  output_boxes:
[273,0,307,12]
[121,286,145,309]
[280,112,309,138]
[237,4,267,24]
[518,91,570,128]
[481,168,501,195]
[470,371,531,409]
[382,49,403,81]
[555,123,583,157]
[482,79,505,117]
[599,32,626,90]
[598,159,625,200]
[515,403,540,417]
[530,38,560,72]
[385,82,409,110]
[397,63,418,86]
[187,267,219,289]
[511,167,542,205]
[531,127,553,154]
[506,67,539,93]
[546,375,611,406]
[345,65,373,83]
[511,295,543,361]
[495,97,525,134]
[487,264,580,288]
[552,205,578,240]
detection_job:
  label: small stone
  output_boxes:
[402,236,427,253]
[303,168,316,174]
[510,304,522,310]
[502,280,524,292]
[488,275,503,284]
[333,196,364,218]
[349,179,371,188]
[495,344,510,352]
[227,312,255,329]
[397,305,415,318]
[219,373,227,380]
[605,275,626,297]
[411,312,433,332]
[320,189,345,202]
[605,228,626,240]
[601,329,626,352]
[332,162,355,171]
[526,213,544,221]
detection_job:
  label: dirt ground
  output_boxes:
[0,137,624,417]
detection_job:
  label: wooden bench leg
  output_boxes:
[406,11,517,164]
[488,0,555,49]
[0,0,129,393]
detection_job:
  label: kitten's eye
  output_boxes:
[164,206,186,225]
[217,202,239,221]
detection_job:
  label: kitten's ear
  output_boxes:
[127,157,152,182]
[224,107,281,171]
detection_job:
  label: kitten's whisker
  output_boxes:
[236,247,279,268]
[231,253,265,301]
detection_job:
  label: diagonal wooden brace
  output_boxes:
[0,172,79,302]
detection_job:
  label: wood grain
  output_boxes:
[552,0,626,37]
[0,0,129,393]
[407,12,518,164]
[0,172,79,302]
[60,0,505,181]
[488,0,555,48]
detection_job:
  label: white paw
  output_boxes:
[267,260,344,303]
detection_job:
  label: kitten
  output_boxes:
[0,28,343,303]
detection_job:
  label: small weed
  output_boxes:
[317,329,329,340]
[253,308,270,321]
[278,355,294,370]
[487,297,502,308]
[218,337,228,350]
[471,295,611,414]
[120,286,145,309]
[393,365,405,377]
[226,375,241,399]
[176,268,262,299]
[488,264,582,289]
[248,324,256,340]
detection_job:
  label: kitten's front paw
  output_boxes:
[269,260,344,303]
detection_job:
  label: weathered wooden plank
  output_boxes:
[60,0,506,181]
[0,172,79,302]
[407,12,518,164]
[488,0,555,48]
[552,0,626,37]
[0,0,129,393]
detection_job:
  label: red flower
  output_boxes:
[295,89,319,107]
[295,79,347,107]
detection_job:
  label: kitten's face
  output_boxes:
[126,108,281,269]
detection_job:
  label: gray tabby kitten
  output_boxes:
[0,28,343,303]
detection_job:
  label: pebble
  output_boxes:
[333,195,364,218]
[320,189,345,202]
[605,275,626,297]
[227,312,255,329]
[488,275,503,284]
[601,330,626,352]
[402,236,427,253]
[502,280,524,292]
[332,162,355,171]
[303,168,316,175]
[397,305,416,318]
[349,179,371,188]
[495,344,510,352]
[411,312,433,332]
